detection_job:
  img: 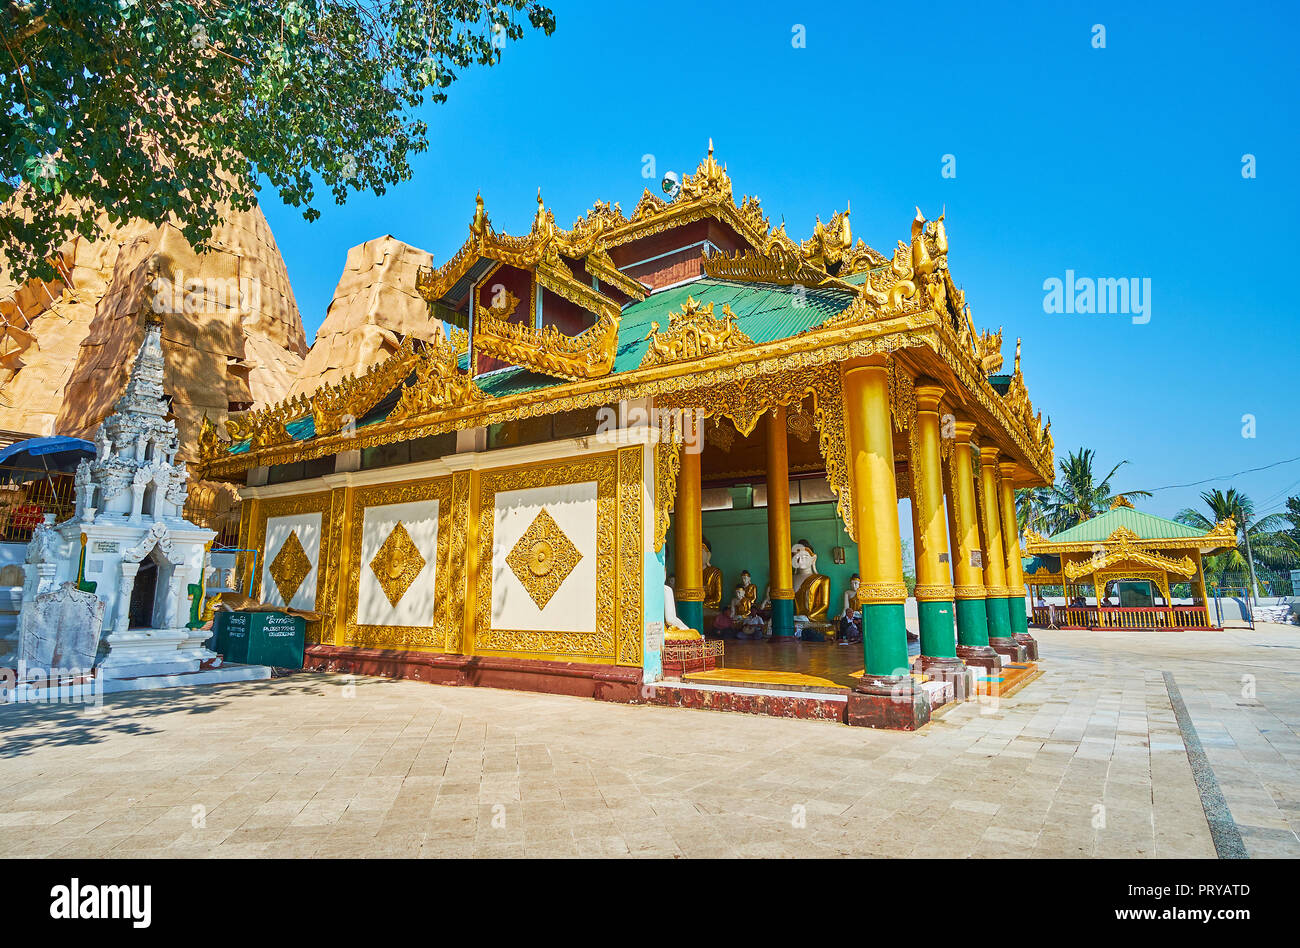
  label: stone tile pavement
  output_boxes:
[1,623,1297,858]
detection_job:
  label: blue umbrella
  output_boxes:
[0,436,95,477]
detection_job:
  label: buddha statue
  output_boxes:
[663,583,700,642]
[738,570,757,616]
[701,538,723,610]
[792,538,831,629]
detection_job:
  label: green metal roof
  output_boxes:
[446,277,857,402]
[1047,508,1204,543]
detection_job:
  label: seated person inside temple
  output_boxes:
[711,582,748,635]
[714,570,760,638]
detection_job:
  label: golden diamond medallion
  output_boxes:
[268,529,312,605]
[506,508,581,610]
[369,521,427,608]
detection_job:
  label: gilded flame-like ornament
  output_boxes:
[640,297,754,368]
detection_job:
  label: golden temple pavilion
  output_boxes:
[198,142,1056,729]
[1022,497,1237,630]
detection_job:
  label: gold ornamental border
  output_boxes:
[1092,568,1172,604]
[474,452,620,661]
[343,476,454,650]
[615,445,644,667]
[204,309,1054,488]
[250,491,333,611]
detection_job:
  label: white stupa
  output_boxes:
[20,315,218,678]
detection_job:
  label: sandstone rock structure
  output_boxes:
[0,204,307,460]
[288,235,454,398]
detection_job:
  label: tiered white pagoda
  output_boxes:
[20,316,217,678]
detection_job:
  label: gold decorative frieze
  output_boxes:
[856,581,909,605]
[505,508,582,610]
[269,530,312,605]
[368,521,426,609]
[616,446,644,667]
[640,297,754,368]
[912,583,956,602]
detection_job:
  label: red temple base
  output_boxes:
[302,645,643,704]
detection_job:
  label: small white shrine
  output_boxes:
[19,316,217,679]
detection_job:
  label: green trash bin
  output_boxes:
[215,611,252,664]
[214,611,305,669]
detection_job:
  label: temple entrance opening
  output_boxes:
[128,560,159,629]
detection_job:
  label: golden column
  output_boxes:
[950,421,1000,671]
[765,406,796,637]
[978,445,1017,654]
[843,359,928,730]
[673,432,705,634]
[998,460,1039,659]
[910,382,962,679]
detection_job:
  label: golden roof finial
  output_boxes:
[472,191,486,235]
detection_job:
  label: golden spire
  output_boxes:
[472,191,486,236]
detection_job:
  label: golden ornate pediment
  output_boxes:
[474,308,619,381]
[640,296,754,368]
[1063,528,1198,581]
[387,338,484,422]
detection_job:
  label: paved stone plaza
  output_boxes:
[1,624,1297,859]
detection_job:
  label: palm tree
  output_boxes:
[1025,448,1151,534]
[1015,485,1052,533]
[1175,488,1298,597]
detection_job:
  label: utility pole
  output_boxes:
[1241,509,1260,607]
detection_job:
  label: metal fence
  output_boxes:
[1215,569,1294,598]
[0,466,241,548]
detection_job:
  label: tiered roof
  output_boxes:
[198,142,1056,487]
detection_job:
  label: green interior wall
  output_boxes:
[666,501,860,616]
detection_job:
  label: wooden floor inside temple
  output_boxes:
[678,638,1042,699]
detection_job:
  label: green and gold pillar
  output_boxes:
[949,422,1001,672]
[998,461,1039,660]
[978,446,1021,660]
[843,360,929,729]
[910,382,964,683]
[766,406,796,637]
[673,437,705,634]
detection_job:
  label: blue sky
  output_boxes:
[260,0,1300,524]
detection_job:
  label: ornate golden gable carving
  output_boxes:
[1063,527,1198,581]
[977,327,1004,374]
[386,338,484,422]
[310,337,426,438]
[1002,338,1054,469]
[640,297,755,368]
[475,308,620,381]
